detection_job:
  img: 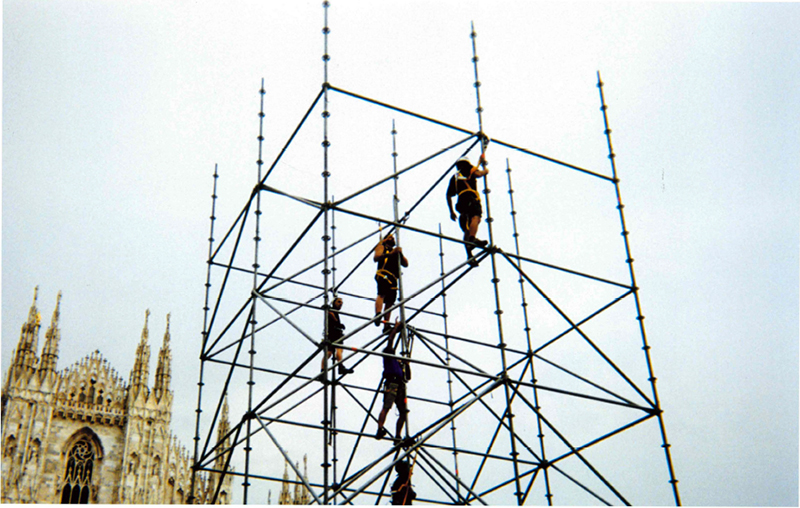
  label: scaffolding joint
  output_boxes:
[399,436,417,450]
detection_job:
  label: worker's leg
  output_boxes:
[468,215,481,240]
[382,289,397,331]
[377,407,389,430]
[395,406,407,438]
[459,213,475,259]
[395,384,408,438]
[374,294,384,326]
[377,381,396,439]
[336,348,353,375]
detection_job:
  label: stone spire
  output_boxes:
[214,396,231,472]
[11,287,42,381]
[153,313,172,401]
[218,396,230,442]
[38,291,62,378]
[293,460,302,503]
[296,455,310,504]
[129,309,151,401]
[278,461,291,505]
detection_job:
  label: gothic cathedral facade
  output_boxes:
[1,288,233,504]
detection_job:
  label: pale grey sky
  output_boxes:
[3,1,798,505]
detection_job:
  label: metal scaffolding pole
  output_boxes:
[190,163,219,503]
[321,2,332,502]
[470,22,524,504]
[597,71,681,505]
[438,223,461,496]
[504,158,553,504]
[244,79,267,503]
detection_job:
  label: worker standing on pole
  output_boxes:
[446,152,489,266]
[373,234,408,332]
[376,320,411,441]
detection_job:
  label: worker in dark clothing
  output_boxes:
[374,234,408,332]
[446,154,489,266]
[321,297,353,375]
[391,460,417,505]
[376,320,410,440]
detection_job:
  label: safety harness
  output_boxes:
[391,452,418,505]
[376,253,399,290]
[455,166,481,202]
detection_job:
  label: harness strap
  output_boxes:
[393,452,418,505]
[376,260,398,290]
[455,170,481,201]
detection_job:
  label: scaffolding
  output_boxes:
[190,3,680,505]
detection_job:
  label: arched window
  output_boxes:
[60,437,94,504]
[3,435,16,459]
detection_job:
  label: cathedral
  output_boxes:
[1,288,233,504]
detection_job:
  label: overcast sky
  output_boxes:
[3,1,799,506]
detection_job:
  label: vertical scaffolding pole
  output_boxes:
[330,194,339,499]
[190,164,219,502]
[243,80,267,503]
[470,22,523,504]
[597,71,681,506]
[438,223,461,497]
[390,121,410,358]
[331,197,338,290]
[505,158,553,505]
[321,2,332,503]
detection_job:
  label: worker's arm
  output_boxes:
[386,319,401,351]
[397,248,409,267]
[473,154,489,177]
[373,243,385,262]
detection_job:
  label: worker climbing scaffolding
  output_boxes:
[376,319,411,441]
[391,459,417,505]
[320,297,353,376]
[446,147,490,266]
[373,233,409,332]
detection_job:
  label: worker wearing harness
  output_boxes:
[320,297,353,376]
[373,234,408,332]
[446,154,489,266]
[391,459,417,505]
[376,320,411,441]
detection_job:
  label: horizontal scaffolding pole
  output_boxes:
[330,85,474,135]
